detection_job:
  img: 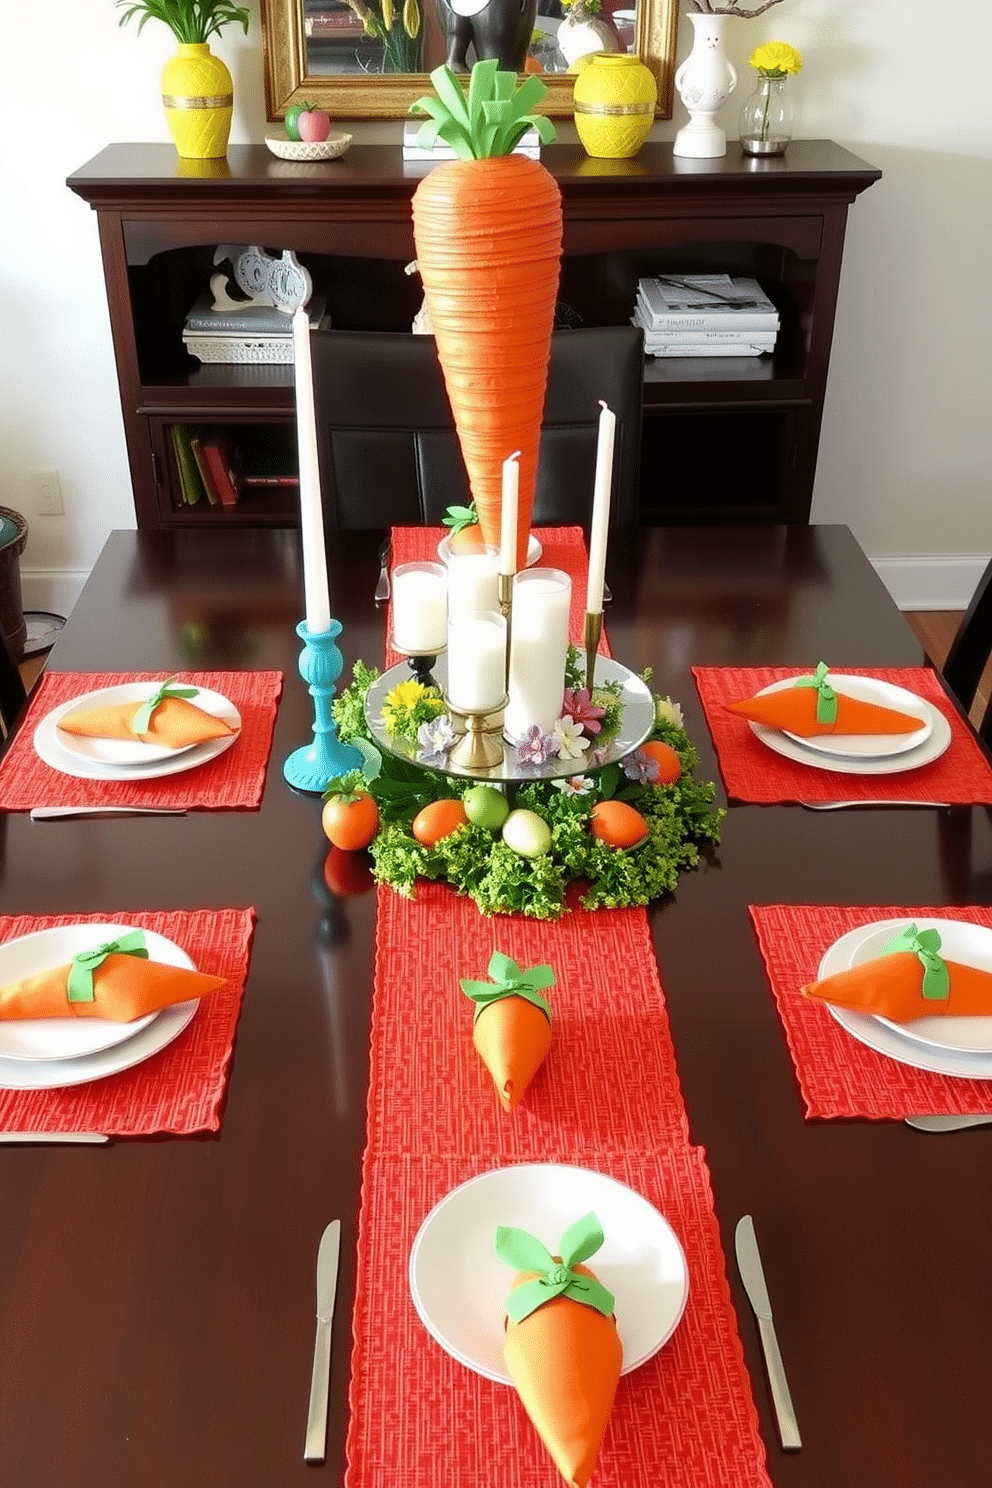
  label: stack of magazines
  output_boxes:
[182,293,328,364]
[633,274,779,357]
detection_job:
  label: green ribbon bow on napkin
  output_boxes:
[130,677,200,736]
[881,923,950,1002]
[66,929,150,1004]
[496,1213,615,1323]
[460,951,554,1024]
[792,661,838,726]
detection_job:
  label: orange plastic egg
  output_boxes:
[639,740,682,784]
[590,800,649,849]
[412,798,469,847]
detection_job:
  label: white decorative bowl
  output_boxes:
[264,132,353,162]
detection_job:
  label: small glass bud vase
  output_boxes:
[739,76,794,157]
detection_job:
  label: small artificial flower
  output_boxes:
[417,713,457,765]
[552,716,591,760]
[749,41,803,78]
[382,678,427,731]
[516,725,560,769]
[561,687,607,737]
[623,748,661,785]
[552,774,596,796]
[655,695,684,729]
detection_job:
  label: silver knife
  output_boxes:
[30,807,186,820]
[734,1215,801,1451]
[0,1131,109,1144]
[303,1219,342,1462]
[374,539,391,604]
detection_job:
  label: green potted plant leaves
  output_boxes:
[116,0,250,161]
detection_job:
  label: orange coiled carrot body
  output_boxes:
[412,156,563,573]
[504,1261,622,1487]
[804,951,992,1023]
[725,690,921,736]
[473,993,551,1110]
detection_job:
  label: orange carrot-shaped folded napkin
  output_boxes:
[461,951,553,1111]
[497,1213,622,1488]
[803,924,992,1023]
[58,678,235,748]
[725,662,921,737]
[0,929,226,1023]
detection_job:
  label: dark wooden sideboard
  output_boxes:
[68,141,879,531]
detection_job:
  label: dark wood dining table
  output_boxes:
[1,523,990,1488]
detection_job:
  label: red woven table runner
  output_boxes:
[387,526,612,664]
[0,671,283,811]
[750,903,992,1119]
[0,906,255,1135]
[692,666,992,805]
[345,882,771,1487]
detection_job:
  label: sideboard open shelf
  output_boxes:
[68,141,880,530]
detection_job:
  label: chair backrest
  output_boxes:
[0,627,27,739]
[942,556,992,743]
[309,326,643,532]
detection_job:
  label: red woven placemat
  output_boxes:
[344,884,771,1488]
[346,1145,769,1488]
[0,671,283,811]
[692,666,992,805]
[750,903,992,1119]
[387,526,612,663]
[369,881,691,1155]
[0,907,255,1135]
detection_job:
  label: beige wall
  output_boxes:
[2,1,989,611]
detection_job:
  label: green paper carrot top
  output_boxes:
[496,1213,614,1323]
[461,952,554,1111]
[792,661,838,726]
[410,60,557,161]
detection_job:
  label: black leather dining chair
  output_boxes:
[942,557,992,744]
[0,627,28,738]
[308,326,644,532]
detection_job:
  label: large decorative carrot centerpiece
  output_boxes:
[410,61,562,572]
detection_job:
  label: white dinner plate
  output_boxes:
[750,677,950,776]
[35,684,241,782]
[0,922,194,1062]
[437,533,543,568]
[409,1162,689,1384]
[818,921,992,1080]
[777,676,932,760]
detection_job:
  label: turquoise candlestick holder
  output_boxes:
[283,619,363,793]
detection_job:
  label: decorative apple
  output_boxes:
[297,109,332,143]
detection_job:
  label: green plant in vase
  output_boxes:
[344,0,423,73]
[116,0,250,160]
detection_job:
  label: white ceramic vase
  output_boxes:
[673,12,737,159]
[557,14,618,69]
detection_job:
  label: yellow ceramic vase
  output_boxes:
[161,43,234,160]
[573,54,657,160]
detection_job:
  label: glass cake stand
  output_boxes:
[364,655,654,784]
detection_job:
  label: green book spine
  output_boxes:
[170,424,206,506]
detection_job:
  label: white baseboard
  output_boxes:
[869,555,989,612]
[20,569,88,620]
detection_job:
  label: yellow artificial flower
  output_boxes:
[402,0,421,38]
[380,0,394,30]
[382,678,426,730]
[749,41,802,78]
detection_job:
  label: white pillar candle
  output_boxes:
[292,307,331,635]
[446,610,507,713]
[585,400,616,617]
[447,546,499,618]
[499,450,520,576]
[505,567,572,739]
[392,562,447,654]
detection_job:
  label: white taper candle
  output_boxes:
[292,306,331,635]
[499,450,520,576]
[585,401,616,616]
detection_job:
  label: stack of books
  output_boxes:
[633,274,780,357]
[182,293,328,364]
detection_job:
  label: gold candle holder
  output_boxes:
[584,610,604,694]
[446,697,509,772]
[497,571,513,692]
